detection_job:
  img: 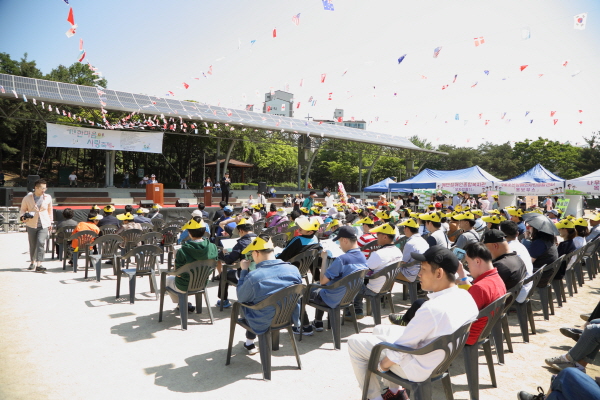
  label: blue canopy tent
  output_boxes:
[364,177,411,193]
[496,164,564,196]
[389,166,499,194]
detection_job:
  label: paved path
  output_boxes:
[0,231,598,399]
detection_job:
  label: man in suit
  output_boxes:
[220,172,232,204]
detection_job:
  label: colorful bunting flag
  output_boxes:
[474,37,485,46]
[320,73,326,83]
[182,82,189,89]
[574,13,587,30]
[272,28,277,38]
[292,13,301,26]
[299,78,303,87]
[522,27,531,40]
[398,54,406,64]
[328,93,332,100]
[520,65,528,71]
[453,74,457,83]
[553,119,558,125]
[471,82,478,88]
[550,111,556,117]
[296,102,300,108]
[250,40,256,45]
[322,0,334,11]
[484,70,489,75]
[67,7,75,26]
[433,46,442,58]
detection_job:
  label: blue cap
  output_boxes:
[224,206,233,212]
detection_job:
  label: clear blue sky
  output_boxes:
[1,0,599,147]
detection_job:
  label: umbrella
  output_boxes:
[522,213,559,236]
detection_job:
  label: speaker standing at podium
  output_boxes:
[20,178,53,272]
[220,172,232,204]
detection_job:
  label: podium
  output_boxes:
[203,186,213,206]
[146,183,164,206]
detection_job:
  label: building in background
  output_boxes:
[263,90,294,117]
[313,109,366,130]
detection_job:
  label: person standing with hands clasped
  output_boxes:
[221,172,232,204]
[20,178,53,272]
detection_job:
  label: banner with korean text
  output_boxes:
[438,181,495,195]
[495,182,564,196]
[46,123,163,153]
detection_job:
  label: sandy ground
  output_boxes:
[0,231,598,400]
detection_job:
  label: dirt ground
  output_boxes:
[0,231,598,400]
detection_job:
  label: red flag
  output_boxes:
[182,82,189,89]
[296,102,300,108]
[579,121,583,125]
[553,119,558,125]
[320,73,326,83]
[267,106,271,112]
[207,65,213,75]
[520,65,528,71]
[328,92,332,100]
[579,110,583,113]
[337,117,343,122]
[67,7,75,25]
[550,111,556,117]
[79,38,83,51]
[485,120,490,125]
[474,36,485,46]
[272,28,277,38]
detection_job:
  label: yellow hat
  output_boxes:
[356,208,363,214]
[370,222,397,235]
[237,218,253,227]
[311,206,321,213]
[462,206,471,211]
[152,204,162,209]
[409,212,419,218]
[103,205,115,212]
[136,208,148,214]
[427,204,435,210]
[507,209,524,217]
[376,210,390,220]
[488,209,501,215]
[117,212,134,221]
[505,206,516,209]
[296,217,320,231]
[251,203,262,210]
[471,210,483,217]
[573,217,588,227]
[500,215,507,222]
[419,212,441,223]
[326,219,340,231]
[492,195,499,199]
[566,215,576,220]
[91,205,101,210]
[398,218,419,229]
[277,207,285,212]
[358,216,374,225]
[241,236,275,255]
[482,215,502,224]
[88,214,101,220]
[313,202,323,208]
[367,205,376,210]
[300,207,309,214]
[454,205,463,212]
[556,219,575,229]
[336,206,344,212]
[454,212,475,221]
[588,213,600,222]
[457,191,463,195]
[181,218,205,230]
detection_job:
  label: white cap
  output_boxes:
[191,210,203,217]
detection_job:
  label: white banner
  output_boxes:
[438,181,495,195]
[496,181,564,196]
[46,123,163,153]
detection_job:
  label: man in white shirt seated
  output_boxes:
[500,220,533,303]
[348,245,479,400]
[396,218,429,282]
[349,222,402,319]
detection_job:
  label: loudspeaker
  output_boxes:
[176,199,189,207]
[139,200,154,207]
[258,182,267,194]
[0,188,13,206]
[27,175,40,192]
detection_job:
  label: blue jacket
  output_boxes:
[237,259,303,334]
[276,234,319,262]
[320,248,368,308]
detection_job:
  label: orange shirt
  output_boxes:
[72,221,100,249]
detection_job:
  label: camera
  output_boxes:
[21,212,34,221]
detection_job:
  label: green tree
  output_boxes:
[512,137,583,179]
[46,62,107,88]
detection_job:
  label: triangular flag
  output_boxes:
[272,28,277,38]
[553,119,558,125]
[550,111,556,117]
[398,54,406,64]
[520,65,528,71]
[182,82,189,89]
[67,7,75,26]
[320,73,326,83]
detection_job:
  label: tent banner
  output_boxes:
[46,123,163,153]
[565,180,600,195]
[438,182,494,195]
[496,182,564,196]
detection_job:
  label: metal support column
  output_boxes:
[216,138,221,182]
[303,140,321,190]
[105,151,111,188]
[364,151,382,189]
[223,141,235,176]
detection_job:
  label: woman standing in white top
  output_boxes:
[324,191,335,208]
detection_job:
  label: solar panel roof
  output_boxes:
[0,73,442,154]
